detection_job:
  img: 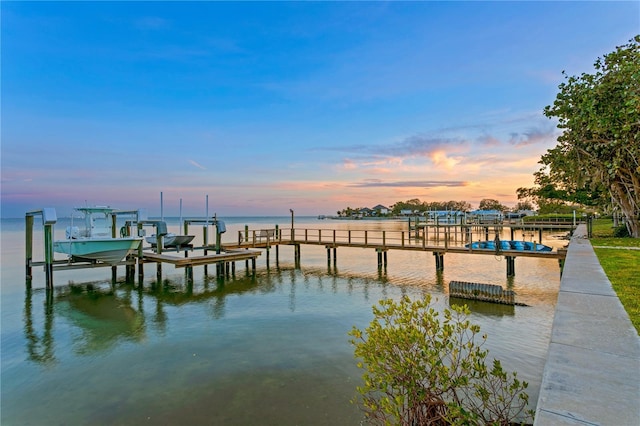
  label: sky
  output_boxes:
[1,1,638,218]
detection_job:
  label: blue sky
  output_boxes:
[2,1,638,218]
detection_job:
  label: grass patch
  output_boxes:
[591,238,640,248]
[592,247,640,333]
[589,219,640,333]
[591,218,618,238]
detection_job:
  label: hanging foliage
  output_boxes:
[533,36,640,236]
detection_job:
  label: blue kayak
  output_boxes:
[465,240,552,252]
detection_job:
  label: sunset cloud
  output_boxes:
[350,180,468,189]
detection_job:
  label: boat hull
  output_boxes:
[146,233,194,247]
[53,238,142,265]
[167,235,195,247]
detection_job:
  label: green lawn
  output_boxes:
[589,219,640,333]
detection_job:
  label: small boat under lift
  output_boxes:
[53,207,143,265]
[145,233,195,248]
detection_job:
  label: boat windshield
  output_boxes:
[89,214,112,238]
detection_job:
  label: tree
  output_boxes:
[514,201,534,212]
[537,36,640,237]
[478,199,508,212]
[349,296,533,425]
[391,199,425,215]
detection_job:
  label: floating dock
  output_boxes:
[449,280,522,305]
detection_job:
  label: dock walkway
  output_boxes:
[534,224,640,425]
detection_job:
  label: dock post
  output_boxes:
[156,234,163,282]
[203,225,208,275]
[266,246,270,267]
[125,256,132,282]
[295,244,301,265]
[25,214,34,285]
[137,225,144,284]
[506,256,515,277]
[376,249,387,268]
[433,252,444,271]
[333,247,337,266]
[43,222,54,289]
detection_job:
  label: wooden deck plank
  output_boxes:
[142,249,261,268]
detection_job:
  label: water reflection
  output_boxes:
[23,263,528,366]
[449,297,515,316]
[23,288,55,365]
[57,287,145,354]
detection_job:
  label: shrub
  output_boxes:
[613,225,630,238]
[348,295,533,425]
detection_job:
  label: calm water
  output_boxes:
[1,216,566,425]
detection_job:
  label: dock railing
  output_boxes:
[236,227,481,250]
[237,228,433,249]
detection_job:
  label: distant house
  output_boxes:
[371,204,389,215]
[359,207,373,217]
[400,209,415,216]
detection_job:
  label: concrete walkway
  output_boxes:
[534,224,640,425]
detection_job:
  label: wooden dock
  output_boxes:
[227,227,566,257]
[25,209,571,288]
[221,227,567,276]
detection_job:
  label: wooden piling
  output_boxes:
[156,234,163,282]
[506,256,515,277]
[25,214,34,283]
[43,223,54,288]
[203,225,208,275]
[433,252,444,271]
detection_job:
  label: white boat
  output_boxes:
[145,233,195,248]
[53,207,143,265]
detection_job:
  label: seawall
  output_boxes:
[534,224,640,425]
